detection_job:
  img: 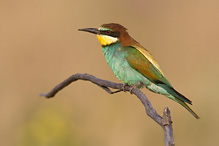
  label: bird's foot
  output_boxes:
[130,81,144,94]
[122,83,129,92]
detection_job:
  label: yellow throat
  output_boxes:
[96,35,118,46]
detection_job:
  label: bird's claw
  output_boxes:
[129,81,144,94]
[122,83,129,92]
[130,86,135,94]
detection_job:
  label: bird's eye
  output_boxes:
[106,30,111,34]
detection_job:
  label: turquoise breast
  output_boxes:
[102,42,150,86]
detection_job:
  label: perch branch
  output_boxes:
[41,73,174,146]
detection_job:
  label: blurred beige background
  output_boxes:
[1,0,219,145]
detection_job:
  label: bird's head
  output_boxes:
[79,23,135,46]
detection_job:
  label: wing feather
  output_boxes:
[126,46,192,104]
[126,46,172,87]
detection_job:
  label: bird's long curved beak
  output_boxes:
[78,28,100,35]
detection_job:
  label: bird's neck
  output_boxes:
[102,42,120,54]
[101,42,123,64]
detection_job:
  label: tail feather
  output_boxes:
[175,98,200,119]
[158,84,192,104]
[157,83,199,119]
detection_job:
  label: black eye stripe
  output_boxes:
[100,30,120,37]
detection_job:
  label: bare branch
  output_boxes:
[162,107,175,146]
[40,73,174,146]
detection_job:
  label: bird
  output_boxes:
[78,23,199,119]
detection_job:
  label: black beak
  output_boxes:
[78,28,100,35]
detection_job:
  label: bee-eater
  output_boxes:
[79,23,199,119]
